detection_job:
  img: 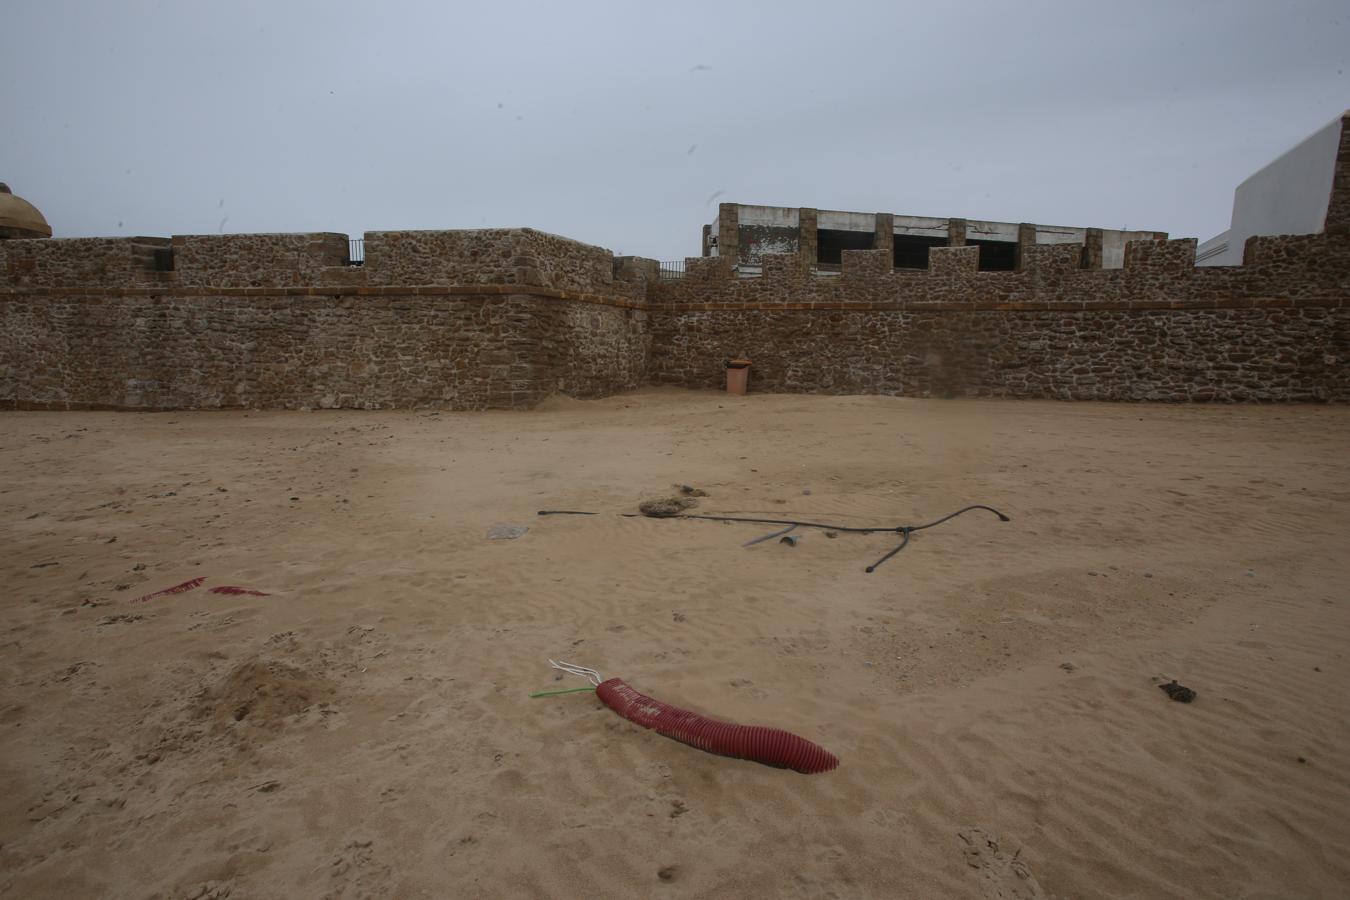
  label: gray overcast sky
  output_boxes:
[3,1,1347,259]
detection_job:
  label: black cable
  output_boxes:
[865,528,911,573]
[625,512,904,533]
[536,505,1009,575]
[907,504,1011,531]
[540,504,1007,535]
[542,509,902,533]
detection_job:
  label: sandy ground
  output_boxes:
[2,389,1349,899]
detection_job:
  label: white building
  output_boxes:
[1198,112,1347,266]
[703,203,1164,274]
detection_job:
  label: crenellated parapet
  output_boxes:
[2,207,1346,409]
[649,229,1350,311]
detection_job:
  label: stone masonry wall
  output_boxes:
[2,188,1348,409]
[364,228,617,294]
[644,233,1350,402]
[173,233,348,287]
[1325,112,1350,234]
[1,237,171,288]
[543,304,650,399]
[0,225,645,410]
[0,290,646,411]
[649,305,1349,402]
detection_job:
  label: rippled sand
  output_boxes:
[3,390,1348,898]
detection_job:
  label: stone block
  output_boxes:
[929,245,979,275]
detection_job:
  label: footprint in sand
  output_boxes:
[957,828,1047,899]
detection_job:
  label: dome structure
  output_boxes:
[0,183,53,239]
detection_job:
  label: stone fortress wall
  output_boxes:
[647,230,1349,402]
[2,114,1347,409]
[1,229,650,410]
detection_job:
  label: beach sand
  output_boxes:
[2,389,1348,898]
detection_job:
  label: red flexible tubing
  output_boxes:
[596,678,839,774]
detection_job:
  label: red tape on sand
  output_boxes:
[132,577,206,603]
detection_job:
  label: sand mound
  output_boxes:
[195,657,335,731]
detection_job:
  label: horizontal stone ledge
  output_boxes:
[1,287,1341,313]
[4,398,187,412]
[0,284,647,309]
[655,296,1345,313]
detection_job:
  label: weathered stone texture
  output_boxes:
[798,208,818,268]
[544,304,650,399]
[716,203,739,266]
[0,292,640,411]
[0,237,171,287]
[1123,237,1197,271]
[613,256,660,284]
[652,233,1350,308]
[173,233,347,287]
[737,224,799,264]
[1325,111,1350,234]
[364,228,614,293]
[649,307,1349,402]
[644,231,1349,403]
[2,217,1346,410]
[928,245,979,276]
[0,294,564,410]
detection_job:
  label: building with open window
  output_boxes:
[701,204,1164,274]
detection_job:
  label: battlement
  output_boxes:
[0,227,627,298]
[1,203,1346,410]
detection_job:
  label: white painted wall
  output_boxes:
[893,215,947,238]
[819,209,875,232]
[1202,114,1341,265]
[966,220,1018,241]
[1101,232,1131,269]
[739,205,800,228]
[1196,231,1229,265]
[1035,225,1086,244]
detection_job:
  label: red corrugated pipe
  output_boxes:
[536,660,838,774]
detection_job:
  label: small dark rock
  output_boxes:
[1159,680,1197,703]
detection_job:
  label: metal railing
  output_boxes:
[659,260,685,280]
[346,238,365,266]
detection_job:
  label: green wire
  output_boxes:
[529,686,597,698]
